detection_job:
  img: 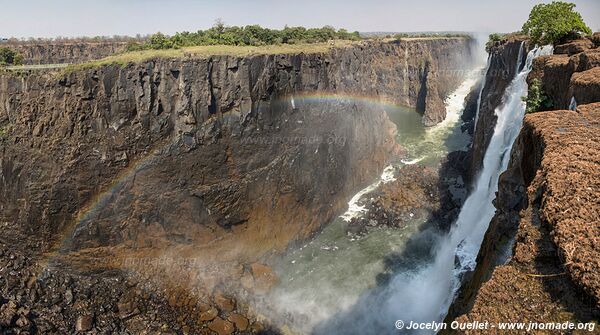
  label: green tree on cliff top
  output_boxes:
[522,1,591,45]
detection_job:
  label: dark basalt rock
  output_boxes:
[0,39,474,333]
[470,37,528,179]
[7,41,129,65]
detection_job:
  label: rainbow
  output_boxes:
[49,92,412,256]
[50,141,170,256]
[275,92,415,112]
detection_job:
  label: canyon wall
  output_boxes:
[0,38,473,269]
[0,38,475,334]
[7,41,128,65]
[451,36,600,329]
[469,38,527,178]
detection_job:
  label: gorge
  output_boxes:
[1,24,600,335]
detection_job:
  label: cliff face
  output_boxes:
[452,37,600,329]
[469,38,527,178]
[0,38,475,333]
[454,106,600,330]
[8,41,128,65]
[0,38,472,267]
[528,40,600,109]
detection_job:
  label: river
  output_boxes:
[264,69,482,334]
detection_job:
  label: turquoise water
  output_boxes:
[264,74,478,332]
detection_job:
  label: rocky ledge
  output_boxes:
[454,105,600,332]
[7,41,129,65]
[449,35,600,331]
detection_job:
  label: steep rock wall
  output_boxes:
[469,38,527,178]
[453,106,600,330]
[7,41,128,65]
[528,41,600,109]
[451,37,600,328]
[0,39,473,270]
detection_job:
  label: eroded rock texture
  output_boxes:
[470,37,528,178]
[454,107,600,332]
[452,36,600,331]
[8,41,128,65]
[0,39,473,333]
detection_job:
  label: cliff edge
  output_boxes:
[452,35,600,331]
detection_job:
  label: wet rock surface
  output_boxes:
[470,36,528,180]
[346,153,470,239]
[346,165,440,237]
[0,241,280,334]
[450,35,600,329]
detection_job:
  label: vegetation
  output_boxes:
[125,22,361,51]
[524,78,553,113]
[485,33,506,52]
[0,47,24,66]
[521,1,592,45]
[0,124,9,140]
[61,42,356,74]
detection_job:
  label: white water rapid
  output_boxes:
[381,44,554,334]
[314,45,554,335]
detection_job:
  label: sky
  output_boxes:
[1,0,599,38]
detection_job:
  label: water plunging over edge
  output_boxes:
[265,67,483,334]
[377,45,555,333]
[304,45,554,335]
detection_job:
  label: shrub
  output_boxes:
[524,78,553,113]
[521,1,592,45]
[0,124,10,140]
[485,33,506,52]
[0,47,24,66]
[129,22,362,51]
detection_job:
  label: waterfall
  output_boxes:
[569,96,577,110]
[403,48,409,105]
[319,45,554,335]
[400,44,552,331]
[474,42,524,133]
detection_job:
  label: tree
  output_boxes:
[148,32,173,49]
[524,78,553,113]
[0,47,24,66]
[213,18,226,35]
[521,1,591,45]
[485,33,505,52]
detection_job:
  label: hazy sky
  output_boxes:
[1,0,599,38]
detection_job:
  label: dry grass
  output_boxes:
[62,40,360,74]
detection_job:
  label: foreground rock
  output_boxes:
[453,106,600,332]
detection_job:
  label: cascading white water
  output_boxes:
[569,96,577,110]
[474,42,524,134]
[320,45,554,335]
